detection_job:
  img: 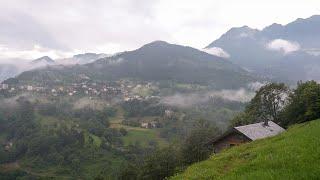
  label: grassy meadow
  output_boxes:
[172,119,320,180]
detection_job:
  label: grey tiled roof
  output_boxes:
[234,121,285,140]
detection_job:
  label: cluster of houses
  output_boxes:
[0,83,15,93]
[0,82,119,97]
[0,81,158,102]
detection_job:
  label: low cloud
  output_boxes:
[304,49,320,56]
[247,81,266,91]
[0,44,76,60]
[160,87,255,108]
[266,39,300,54]
[208,88,255,102]
[203,47,230,58]
[160,93,208,108]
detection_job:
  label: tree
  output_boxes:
[119,163,139,180]
[119,128,128,136]
[139,146,180,180]
[281,81,320,126]
[232,83,289,126]
[181,119,219,165]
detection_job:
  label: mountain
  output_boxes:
[172,119,320,179]
[206,15,320,82]
[0,53,110,83]
[262,15,320,48]
[59,53,109,65]
[0,64,20,82]
[15,41,256,89]
[30,56,55,65]
[0,56,55,82]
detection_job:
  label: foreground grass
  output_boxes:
[172,119,320,180]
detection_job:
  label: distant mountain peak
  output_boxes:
[228,26,257,33]
[31,56,55,64]
[141,40,170,48]
[294,15,320,22]
[206,26,258,48]
[73,53,102,58]
[69,53,109,64]
[309,15,320,19]
[266,23,283,28]
[205,14,320,82]
[218,26,259,40]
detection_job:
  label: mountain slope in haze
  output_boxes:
[0,64,20,82]
[172,119,320,180]
[15,41,256,89]
[206,15,320,82]
[0,53,110,82]
[58,53,109,64]
[30,56,55,65]
[0,56,56,82]
[262,15,320,48]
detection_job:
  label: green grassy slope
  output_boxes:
[109,107,168,148]
[172,119,320,180]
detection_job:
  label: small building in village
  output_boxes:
[210,121,285,153]
[1,83,9,90]
[3,142,13,151]
[140,121,161,129]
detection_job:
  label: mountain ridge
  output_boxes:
[205,15,320,82]
[13,41,256,89]
[30,56,55,64]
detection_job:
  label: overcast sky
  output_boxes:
[0,0,320,60]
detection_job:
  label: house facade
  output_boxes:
[211,130,251,153]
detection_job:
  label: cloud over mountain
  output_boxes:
[203,47,230,58]
[266,39,300,54]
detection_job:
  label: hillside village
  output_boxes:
[0,80,158,102]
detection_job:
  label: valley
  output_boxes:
[0,4,320,179]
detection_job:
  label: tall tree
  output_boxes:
[181,119,219,165]
[233,83,289,126]
[281,81,320,126]
[139,146,180,180]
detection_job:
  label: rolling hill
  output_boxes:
[171,119,320,180]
